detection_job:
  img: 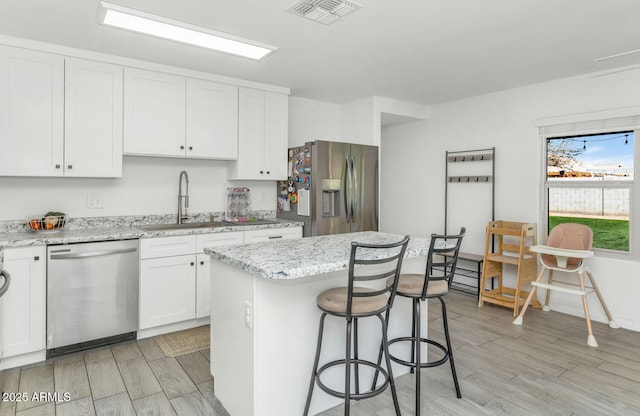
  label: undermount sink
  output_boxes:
[136,221,224,232]
[221,219,279,226]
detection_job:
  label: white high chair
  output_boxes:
[513,223,619,347]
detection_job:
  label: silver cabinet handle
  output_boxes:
[0,270,11,298]
[50,247,137,260]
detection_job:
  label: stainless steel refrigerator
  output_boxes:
[277,140,378,237]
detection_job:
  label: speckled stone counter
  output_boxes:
[0,217,303,248]
[206,231,428,279]
[208,231,428,416]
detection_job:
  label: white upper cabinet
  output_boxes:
[124,67,186,157]
[264,92,289,179]
[0,43,286,173]
[0,45,64,176]
[0,46,123,177]
[230,87,288,180]
[186,78,238,159]
[64,58,123,177]
[124,68,239,160]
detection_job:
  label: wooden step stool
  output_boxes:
[478,220,541,316]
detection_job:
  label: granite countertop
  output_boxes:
[205,231,430,280]
[0,219,303,248]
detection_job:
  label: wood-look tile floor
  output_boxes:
[2,290,639,415]
[0,336,229,416]
[317,291,640,415]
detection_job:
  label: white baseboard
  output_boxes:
[137,317,210,340]
[1,350,46,371]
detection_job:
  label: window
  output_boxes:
[545,131,634,252]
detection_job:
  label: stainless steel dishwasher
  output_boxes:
[47,239,139,358]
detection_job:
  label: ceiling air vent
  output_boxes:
[287,0,362,25]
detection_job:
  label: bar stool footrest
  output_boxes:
[316,358,391,400]
[388,336,450,368]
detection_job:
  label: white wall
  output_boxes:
[379,120,431,233]
[381,67,640,331]
[340,97,376,145]
[0,156,275,220]
[288,96,341,146]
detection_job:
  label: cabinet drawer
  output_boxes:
[140,235,196,259]
[243,227,302,244]
[196,231,244,253]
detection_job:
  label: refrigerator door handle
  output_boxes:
[351,155,358,223]
[344,156,352,222]
[374,158,379,226]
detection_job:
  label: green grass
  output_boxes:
[548,216,629,251]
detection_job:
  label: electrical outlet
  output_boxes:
[86,194,103,209]
[244,301,253,329]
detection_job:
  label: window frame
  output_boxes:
[540,128,640,260]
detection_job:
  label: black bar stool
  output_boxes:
[375,227,465,414]
[303,235,410,416]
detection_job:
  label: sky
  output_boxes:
[553,132,635,167]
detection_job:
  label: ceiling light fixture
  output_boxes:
[593,49,640,62]
[96,1,277,60]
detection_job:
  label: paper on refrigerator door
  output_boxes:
[297,189,310,216]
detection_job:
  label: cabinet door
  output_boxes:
[233,87,266,180]
[124,68,186,157]
[196,231,243,318]
[243,227,302,244]
[0,45,64,176]
[231,88,289,180]
[2,246,46,357]
[139,255,196,329]
[65,58,123,177]
[264,92,288,180]
[196,253,211,319]
[186,79,238,159]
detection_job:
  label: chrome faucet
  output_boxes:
[178,170,189,224]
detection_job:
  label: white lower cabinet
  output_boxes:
[195,232,244,318]
[139,232,243,329]
[139,254,197,330]
[196,253,211,319]
[1,246,46,359]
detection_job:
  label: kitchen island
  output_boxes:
[205,231,430,416]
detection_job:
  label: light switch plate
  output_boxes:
[244,301,253,329]
[87,194,103,209]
